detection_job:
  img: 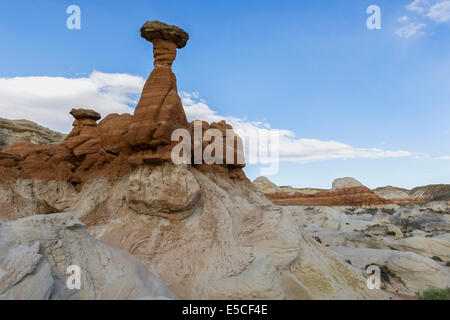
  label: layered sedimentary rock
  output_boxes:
[332,177,364,190]
[0,27,392,299]
[0,21,245,189]
[410,185,450,202]
[260,177,424,207]
[0,213,175,299]
[0,117,66,150]
[256,177,445,207]
[266,186,390,206]
[3,20,442,300]
[284,202,450,297]
[128,22,190,164]
[374,186,412,200]
[253,176,324,195]
[0,164,390,300]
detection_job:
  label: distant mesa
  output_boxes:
[255,176,426,206]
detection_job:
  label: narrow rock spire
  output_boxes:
[128,21,190,163]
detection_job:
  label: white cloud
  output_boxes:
[0,71,144,133]
[406,0,429,13]
[428,0,450,22]
[0,72,413,164]
[398,0,450,38]
[435,155,450,159]
[395,22,427,38]
[181,92,412,164]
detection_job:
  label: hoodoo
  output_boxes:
[128,21,190,164]
[0,20,246,186]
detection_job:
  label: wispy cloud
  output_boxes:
[397,0,450,38]
[427,0,450,22]
[396,21,427,38]
[0,71,143,133]
[406,0,429,13]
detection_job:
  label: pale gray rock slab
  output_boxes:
[0,213,175,300]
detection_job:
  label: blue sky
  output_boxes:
[0,0,449,189]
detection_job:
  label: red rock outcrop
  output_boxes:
[127,22,190,164]
[0,21,246,187]
[266,186,390,206]
[262,177,425,207]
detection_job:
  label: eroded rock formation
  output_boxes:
[266,186,390,206]
[0,164,390,300]
[332,177,363,190]
[0,213,175,299]
[0,21,245,189]
[284,202,450,296]
[259,177,424,206]
[374,186,412,200]
[410,185,450,202]
[1,20,442,300]
[128,21,190,164]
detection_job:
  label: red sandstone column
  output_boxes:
[128,21,189,153]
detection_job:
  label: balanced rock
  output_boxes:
[0,20,248,194]
[70,108,101,127]
[128,21,190,163]
[65,109,102,159]
[141,20,189,49]
[70,108,101,121]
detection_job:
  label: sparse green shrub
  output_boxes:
[365,208,378,214]
[386,231,396,236]
[381,208,395,215]
[364,264,399,284]
[416,288,450,300]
